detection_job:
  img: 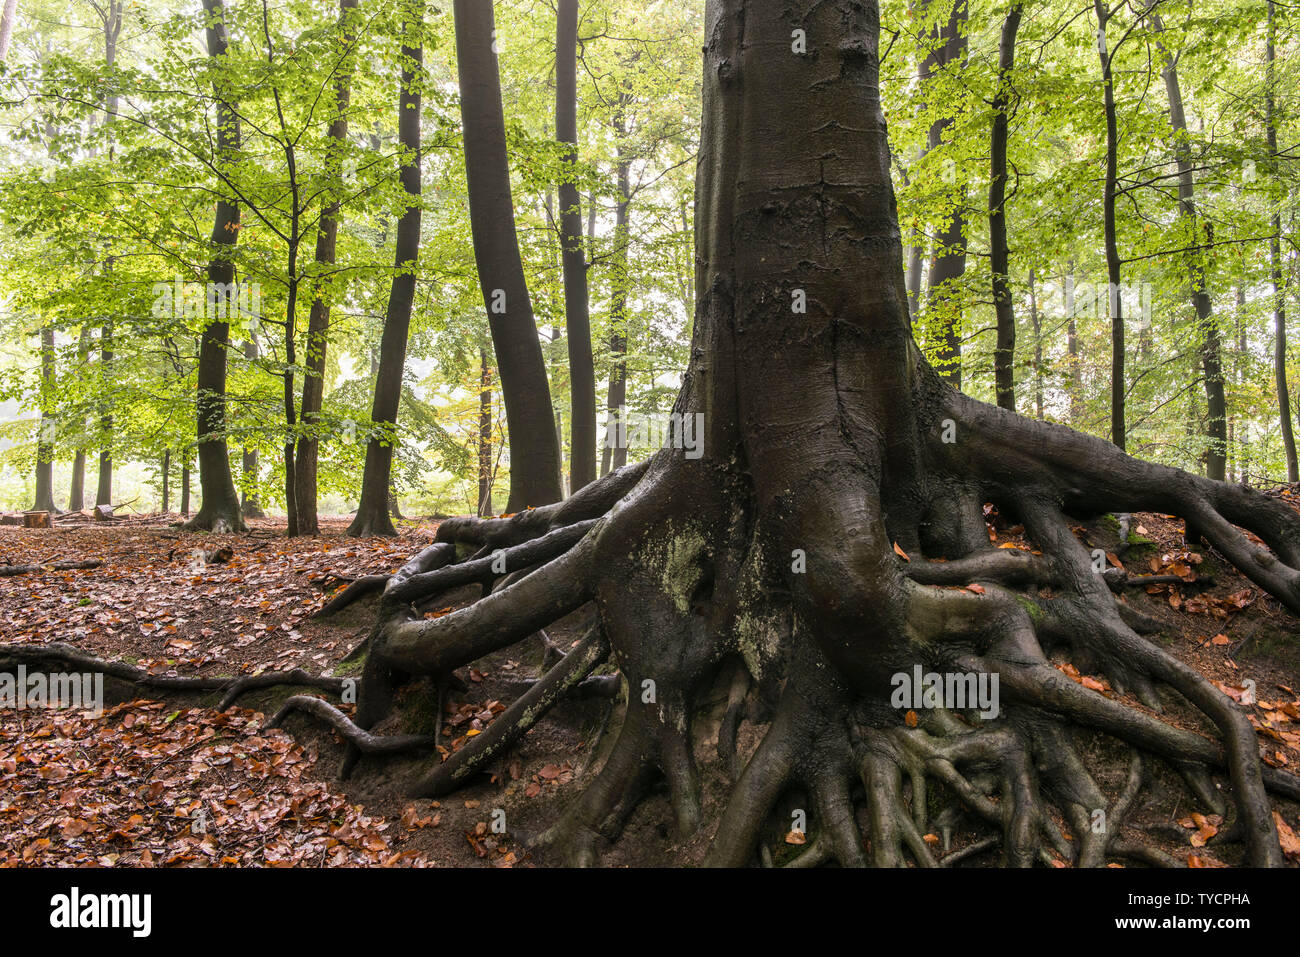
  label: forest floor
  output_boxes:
[1,505,1299,868]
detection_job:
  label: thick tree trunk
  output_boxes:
[923,0,967,388]
[453,0,562,512]
[1267,1,1298,482]
[988,4,1021,411]
[1150,5,1226,480]
[188,0,247,533]
[556,0,596,493]
[32,325,57,513]
[348,0,423,538]
[1096,1,1125,450]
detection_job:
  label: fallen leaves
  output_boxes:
[0,700,431,868]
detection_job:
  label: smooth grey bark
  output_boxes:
[556,0,596,492]
[1267,0,1297,482]
[67,327,90,511]
[188,0,246,532]
[1095,1,1125,450]
[922,0,967,388]
[348,0,423,537]
[988,3,1021,411]
[453,0,562,511]
[1149,4,1226,480]
[295,0,359,535]
[32,325,57,513]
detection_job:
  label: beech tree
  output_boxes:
[304,0,1300,868]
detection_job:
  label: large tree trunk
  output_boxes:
[1267,1,1298,482]
[556,0,596,493]
[988,4,1021,411]
[341,0,1300,870]
[1149,5,1226,481]
[295,0,359,536]
[923,0,967,388]
[348,0,423,538]
[31,326,58,513]
[187,0,247,533]
[453,0,562,511]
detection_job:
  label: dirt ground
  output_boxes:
[1,508,1298,867]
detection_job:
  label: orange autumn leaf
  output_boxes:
[893,542,910,562]
[904,710,919,728]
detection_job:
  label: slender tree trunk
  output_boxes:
[601,149,631,477]
[189,0,247,532]
[923,0,967,388]
[95,319,113,507]
[478,347,494,517]
[67,326,89,511]
[988,3,1021,410]
[32,325,57,512]
[1149,5,1225,480]
[0,0,18,62]
[295,0,359,535]
[556,0,596,493]
[348,0,423,537]
[453,0,563,511]
[239,337,265,518]
[161,450,170,513]
[1029,269,1043,420]
[181,460,191,516]
[1267,1,1298,482]
[1096,1,1125,450]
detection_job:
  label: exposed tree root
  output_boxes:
[267,695,437,754]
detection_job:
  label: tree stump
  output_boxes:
[22,511,51,528]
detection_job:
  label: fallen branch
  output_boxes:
[0,559,103,577]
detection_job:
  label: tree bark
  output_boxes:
[600,139,631,478]
[0,0,18,62]
[67,326,89,511]
[295,0,359,535]
[1267,0,1297,482]
[988,3,1021,411]
[32,326,57,513]
[188,0,247,532]
[556,0,596,493]
[1149,4,1226,480]
[161,449,170,513]
[1095,1,1125,450]
[241,338,265,518]
[348,0,423,538]
[95,319,112,507]
[478,347,494,517]
[453,0,562,511]
[923,0,967,388]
